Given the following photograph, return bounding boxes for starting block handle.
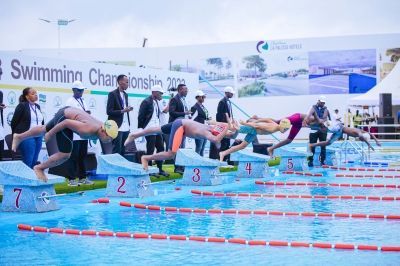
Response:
[37,193,66,199]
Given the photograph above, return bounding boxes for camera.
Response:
[167,87,178,97]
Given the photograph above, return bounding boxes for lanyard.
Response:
[120,92,126,108]
[180,97,188,111]
[29,103,39,125]
[317,107,321,117]
[74,97,85,111]
[153,100,159,118]
[227,100,232,117]
[199,103,208,118]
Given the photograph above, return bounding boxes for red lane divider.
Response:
[17,224,400,252]
[117,203,400,220]
[255,180,400,189]
[190,190,399,201]
[336,173,400,179]
[282,171,324,177]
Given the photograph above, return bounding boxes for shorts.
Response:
[277,113,302,140]
[239,125,257,143]
[168,120,184,152]
[328,123,343,144]
[161,122,172,134]
[45,107,73,153]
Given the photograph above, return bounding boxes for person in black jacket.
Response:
[138,85,169,177]
[168,84,192,174]
[107,74,133,156]
[0,88,6,161]
[11,87,44,168]
[191,90,209,156]
[216,86,235,164]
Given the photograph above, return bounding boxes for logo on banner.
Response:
[89,98,96,109]
[256,41,269,53]
[257,40,302,53]
[287,56,293,61]
[7,91,16,105]
[7,112,13,126]
[104,96,108,108]
[53,96,62,107]
[39,94,46,103]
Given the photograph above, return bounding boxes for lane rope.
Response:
[255,180,400,189]
[335,173,400,179]
[17,224,400,252]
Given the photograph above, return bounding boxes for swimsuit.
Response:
[328,123,343,144]
[239,125,257,143]
[45,107,73,153]
[277,113,302,140]
[168,120,185,152]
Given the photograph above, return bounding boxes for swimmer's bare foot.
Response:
[12,133,21,152]
[267,147,274,158]
[219,151,227,164]
[124,133,136,146]
[33,165,48,182]
[141,156,149,171]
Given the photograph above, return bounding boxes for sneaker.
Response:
[68,180,80,186]
[159,171,170,177]
[79,178,94,185]
[150,172,161,178]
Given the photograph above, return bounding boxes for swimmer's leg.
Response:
[219,141,248,163]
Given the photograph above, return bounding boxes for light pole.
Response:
[39,18,75,53]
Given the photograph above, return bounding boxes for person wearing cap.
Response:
[332,109,342,140]
[353,110,362,128]
[64,80,93,186]
[138,85,169,178]
[191,90,209,156]
[218,118,291,164]
[12,107,118,182]
[305,95,330,167]
[107,74,133,156]
[216,86,235,164]
[168,84,192,174]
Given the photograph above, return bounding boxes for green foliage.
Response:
[171,65,181,72]
[238,82,266,97]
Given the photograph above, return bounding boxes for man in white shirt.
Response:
[332,109,341,126]
[64,80,94,186]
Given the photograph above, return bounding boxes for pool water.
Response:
[1,158,400,265]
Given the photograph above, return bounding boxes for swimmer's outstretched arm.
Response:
[239,119,277,134]
[250,117,277,124]
[44,120,94,142]
[207,114,233,143]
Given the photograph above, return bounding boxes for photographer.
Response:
[107,74,133,156]
[168,84,191,174]
[191,90,209,156]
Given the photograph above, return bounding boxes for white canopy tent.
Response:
[347,62,400,107]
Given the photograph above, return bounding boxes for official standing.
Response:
[191,90,208,156]
[307,95,329,167]
[64,81,93,186]
[168,84,192,174]
[138,85,169,177]
[216,86,235,164]
[107,74,133,156]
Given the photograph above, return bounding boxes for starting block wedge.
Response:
[96,154,158,198]
[230,149,271,178]
[274,148,310,172]
[176,149,223,186]
[0,161,65,212]
[313,146,339,166]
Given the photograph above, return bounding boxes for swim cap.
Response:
[211,123,226,136]
[324,120,334,132]
[279,118,291,131]
[362,133,371,142]
[102,120,118,138]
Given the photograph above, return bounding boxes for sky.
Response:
[0,0,399,51]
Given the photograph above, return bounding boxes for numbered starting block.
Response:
[313,146,339,166]
[0,161,65,212]
[274,148,311,172]
[230,149,271,178]
[176,149,224,186]
[96,154,158,198]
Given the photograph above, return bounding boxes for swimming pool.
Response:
[1,148,400,265]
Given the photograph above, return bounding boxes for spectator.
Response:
[332,109,343,140]
[137,85,169,178]
[307,95,329,167]
[343,109,353,140]
[398,110,400,123]
[168,84,192,174]
[0,89,6,161]
[191,90,209,156]
[10,87,44,168]
[107,74,133,156]
[158,96,171,152]
[353,110,362,128]
[217,86,235,164]
[64,80,93,186]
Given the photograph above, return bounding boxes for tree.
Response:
[215,58,223,79]
[225,60,232,77]
[206,58,223,79]
[171,65,181,72]
[242,55,267,82]
[386,48,400,66]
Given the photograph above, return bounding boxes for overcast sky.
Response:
[0,0,399,51]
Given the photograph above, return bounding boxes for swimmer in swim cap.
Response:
[124,113,239,171]
[12,107,117,181]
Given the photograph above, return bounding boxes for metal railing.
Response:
[339,140,370,164]
[356,124,400,135]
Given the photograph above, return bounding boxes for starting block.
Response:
[230,149,271,178]
[96,154,158,198]
[313,147,339,166]
[176,149,223,186]
[0,161,65,212]
[274,148,310,172]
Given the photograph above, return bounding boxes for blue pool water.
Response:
[1,155,400,264]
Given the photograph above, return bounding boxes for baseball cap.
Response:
[151,85,165,93]
[224,86,235,94]
[72,80,86,90]
[194,90,206,97]
[102,120,118,139]
[279,118,291,131]
[318,95,326,103]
